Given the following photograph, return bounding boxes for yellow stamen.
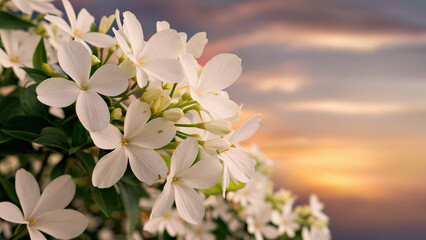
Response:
[121,139,128,146]
[29,219,36,225]
[73,29,82,37]
[81,84,87,90]
[172,177,180,184]
[10,56,20,63]
[163,213,170,219]
[137,59,146,66]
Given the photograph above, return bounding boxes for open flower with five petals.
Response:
[36,41,128,131]
[271,201,300,238]
[90,100,176,188]
[113,11,183,88]
[151,138,222,224]
[45,0,115,51]
[0,169,88,239]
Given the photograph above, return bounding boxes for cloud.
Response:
[239,64,309,93]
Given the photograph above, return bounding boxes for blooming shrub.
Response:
[0,0,330,239]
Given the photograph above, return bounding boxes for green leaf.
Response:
[201,179,246,195]
[0,139,33,155]
[2,116,51,142]
[91,185,119,217]
[72,121,88,147]
[0,176,19,204]
[0,11,35,29]
[22,68,49,84]
[32,37,47,70]
[0,94,21,123]
[19,85,48,117]
[0,68,18,86]
[74,150,95,176]
[34,127,69,150]
[51,155,68,180]
[117,182,140,235]
[0,131,12,144]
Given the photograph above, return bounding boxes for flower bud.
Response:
[110,108,122,120]
[42,63,66,78]
[182,91,191,101]
[119,58,136,79]
[198,120,231,136]
[99,15,115,34]
[202,138,230,153]
[141,87,163,102]
[91,55,101,66]
[161,108,183,122]
[158,95,171,112]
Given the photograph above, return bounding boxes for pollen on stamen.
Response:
[29,219,36,225]
[121,139,128,146]
[81,84,87,90]
[73,29,82,37]
[172,177,180,184]
[10,56,20,63]
[137,59,146,66]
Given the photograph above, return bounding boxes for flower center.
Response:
[255,223,261,229]
[282,219,288,225]
[163,213,170,219]
[121,139,128,146]
[73,29,82,37]
[172,177,180,184]
[10,56,20,63]
[137,59,146,66]
[29,219,36,225]
[81,84,87,90]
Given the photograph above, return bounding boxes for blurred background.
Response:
[68,0,426,239]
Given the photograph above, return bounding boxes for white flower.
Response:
[310,195,329,221]
[246,203,279,240]
[302,226,331,240]
[10,0,61,16]
[151,138,222,224]
[0,169,88,239]
[271,201,300,237]
[227,172,269,207]
[185,220,216,240]
[180,53,241,120]
[156,20,208,59]
[204,195,232,221]
[0,220,11,239]
[36,41,128,131]
[90,100,176,188]
[113,11,183,87]
[143,210,186,237]
[0,30,39,83]
[45,0,115,51]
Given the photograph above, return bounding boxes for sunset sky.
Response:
[69,0,426,239]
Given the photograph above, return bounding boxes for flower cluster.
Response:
[0,0,330,239]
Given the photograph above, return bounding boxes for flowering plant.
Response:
[0,0,330,239]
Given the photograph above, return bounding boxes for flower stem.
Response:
[169,83,177,97]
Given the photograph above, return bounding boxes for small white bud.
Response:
[161,108,183,122]
[110,108,122,120]
[198,120,231,136]
[119,58,136,79]
[141,87,163,102]
[202,138,230,153]
[158,95,171,112]
[91,55,100,66]
[99,15,115,34]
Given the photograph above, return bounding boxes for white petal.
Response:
[0,202,26,224]
[89,124,122,150]
[180,54,199,88]
[222,162,230,197]
[156,20,170,32]
[136,66,149,88]
[261,225,280,239]
[179,155,221,190]
[123,11,144,58]
[16,35,40,64]
[36,78,80,108]
[58,41,91,86]
[80,32,115,48]
[141,29,182,61]
[197,93,239,120]
[11,0,32,15]
[151,182,175,218]
[113,28,135,61]
[0,49,12,68]
[28,2,62,16]
[30,175,75,219]
[123,100,150,139]
[229,114,261,144]
[92,147,127,188]
[174,184,204,224]
[0,30,15,55]
[143,217,162,233]
[170,138,198,176]
[33,209,88,239]
[75,8,94,34]
[220,148,254,183]
[62,0,76,29]
[129,118,176,149]
[186,32,208,59]
[88,64,128,96]
[127,146,168,185]
[76,90,109,132]
[167,218,186,236]
[44,15,73,35]
[197,53,241,93]
[15,169,40,219]
[28,227,47,240]
[143,58,183,84]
